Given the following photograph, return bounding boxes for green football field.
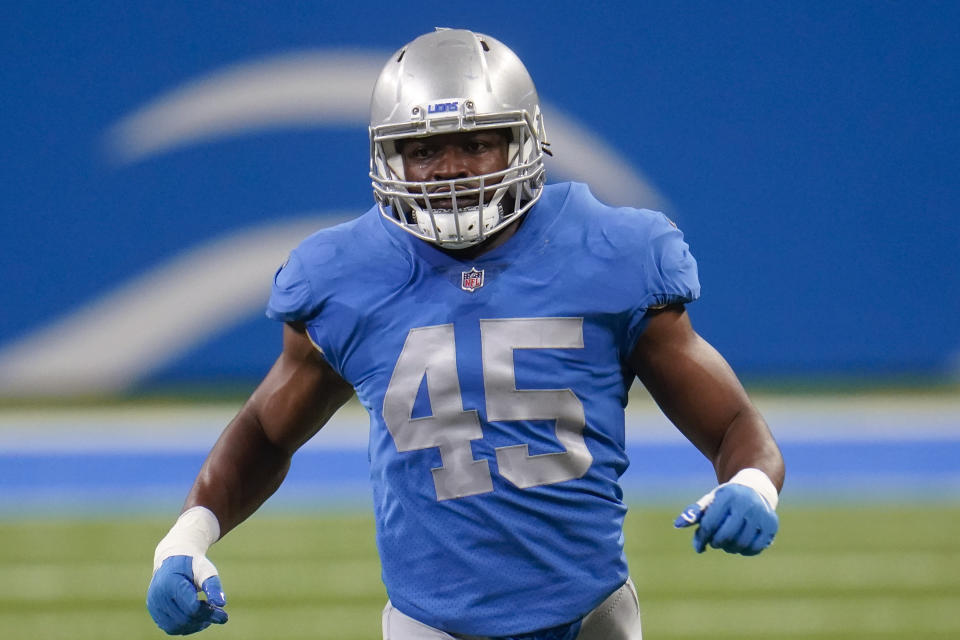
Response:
[2,505,957,640]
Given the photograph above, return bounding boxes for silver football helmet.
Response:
[369,28,549,248]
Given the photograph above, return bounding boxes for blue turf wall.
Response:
[2,3,958,393]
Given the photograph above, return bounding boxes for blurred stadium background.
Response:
[1,2,957,639]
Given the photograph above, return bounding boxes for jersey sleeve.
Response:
[640,212,700,310]
[265,249,320,323]
[624,212,701,351]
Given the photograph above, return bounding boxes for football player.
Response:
[147,28,784,639]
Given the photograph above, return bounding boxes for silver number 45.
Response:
[383,317,593,500]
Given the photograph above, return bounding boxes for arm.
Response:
[628,305,783,488]
[147,322,354,634]
[183,322,355,535]
[628,305,784,554]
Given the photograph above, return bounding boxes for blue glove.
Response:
[675,480,779,556]
[147,555,228,635]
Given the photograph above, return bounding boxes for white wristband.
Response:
[153,506,221,572]
[727,468,779,510]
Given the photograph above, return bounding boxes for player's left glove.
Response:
[674,468,779,556]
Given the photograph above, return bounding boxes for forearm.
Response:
[660,366,785,492]
[183,407,293,537]
[630,307,785,492]
[180,325,354,537]
[711,404,784,491]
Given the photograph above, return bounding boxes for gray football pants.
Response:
[382,578,642,640]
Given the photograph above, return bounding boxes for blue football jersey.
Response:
[266,182,700,636]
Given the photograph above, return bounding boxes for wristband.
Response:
[153,506,221,576]
[727,468,779,510]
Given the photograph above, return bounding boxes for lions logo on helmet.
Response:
[369,28,549,249]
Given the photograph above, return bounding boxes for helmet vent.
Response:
[479,39,490,52]
[396,49,406,63]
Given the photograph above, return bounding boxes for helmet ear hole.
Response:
[381,139,405,181]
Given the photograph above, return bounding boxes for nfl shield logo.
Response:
[461,267,485,292]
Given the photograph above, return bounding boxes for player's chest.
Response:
[352,276,621,389]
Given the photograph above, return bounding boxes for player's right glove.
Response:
[147,506,228,635]
[674,468,779,556]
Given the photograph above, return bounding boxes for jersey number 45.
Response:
[383,317,593,500]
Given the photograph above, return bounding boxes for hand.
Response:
[147,555,228,635]
[674,483,778,556]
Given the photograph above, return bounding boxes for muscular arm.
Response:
[628,305,784,490]
[183,322,355,537]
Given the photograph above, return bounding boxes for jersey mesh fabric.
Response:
[266,182,700,635]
